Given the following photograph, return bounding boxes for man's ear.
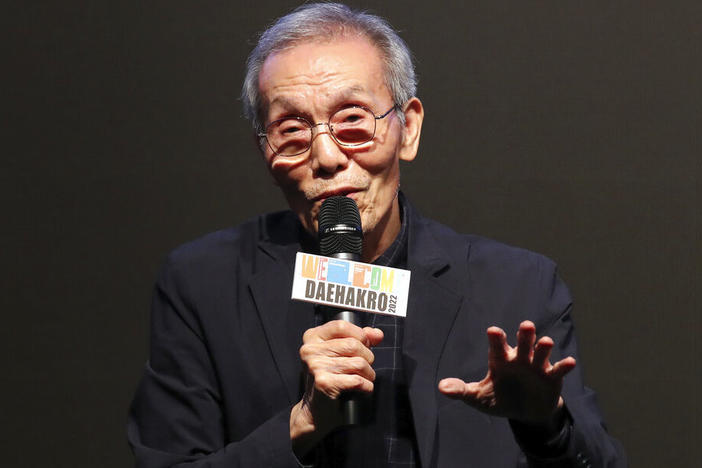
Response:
[251,133,281,186]
[252,132,266,156]
[398,97,424,162]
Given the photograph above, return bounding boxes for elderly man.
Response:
[129,3,625,467]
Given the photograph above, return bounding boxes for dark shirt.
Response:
[312,194,419,467]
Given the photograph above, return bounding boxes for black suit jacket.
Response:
[128,200,626,467]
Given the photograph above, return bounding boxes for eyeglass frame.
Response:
[257,104,398,157]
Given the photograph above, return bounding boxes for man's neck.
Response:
[361,198,401,263]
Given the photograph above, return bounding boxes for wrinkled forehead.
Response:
[257,34,390,114]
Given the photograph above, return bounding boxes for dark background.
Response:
[3,1,699,466]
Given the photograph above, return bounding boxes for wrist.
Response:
[290,401,316,441]
[509,399,572,458]
[512,397,566,432]
[543,397,567,433]
[291,398,332,459]
[512,397,568,438]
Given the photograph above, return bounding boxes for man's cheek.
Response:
[270,165,304,191]
[269,158,297,172]
[356,154,398,175]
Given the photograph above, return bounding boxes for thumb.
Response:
[438,378,469,398]
[439,378,483,404]
[362,327,384,346]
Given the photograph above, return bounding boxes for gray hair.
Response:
[242,2,417,131]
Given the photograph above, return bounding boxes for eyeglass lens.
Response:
[266,107,377,156]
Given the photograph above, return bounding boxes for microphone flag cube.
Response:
[291,252,411,318]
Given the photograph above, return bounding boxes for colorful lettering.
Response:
[370,267,381,290]
[380,269,394,292]
[301,255,318,279]
[317,257,328,281]
[353,264,370,288]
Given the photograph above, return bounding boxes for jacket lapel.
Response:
[404,214,470,468]
[249,219,315,404]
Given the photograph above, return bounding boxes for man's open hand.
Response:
[438,320,576,426]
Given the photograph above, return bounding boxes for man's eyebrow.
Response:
[336,85,368,100]
[267,95,298,111]
[330,85,371,106]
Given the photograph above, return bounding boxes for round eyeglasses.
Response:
[258,105,397,157]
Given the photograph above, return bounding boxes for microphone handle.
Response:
[329,252,362,425]
[331,309,360,425]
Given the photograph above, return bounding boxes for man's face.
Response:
[257,37,419,248]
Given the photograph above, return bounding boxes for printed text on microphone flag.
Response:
[291,252,411,317]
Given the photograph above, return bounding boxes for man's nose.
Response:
[309,124,349,173]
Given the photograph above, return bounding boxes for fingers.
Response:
[438,378,486,411]
[306,355,376,381]
[532,336,554,370]
[300,320,384,399]
[487,326,509,365]
[516,321,536,363]
[315,373,374,395]
[362,326,384,347]
[304,320,369,344]
[487,321,577,379]
[438,378,470,398]
[302,336,376,363]
[549,356,577,379]
[521,331,577,378]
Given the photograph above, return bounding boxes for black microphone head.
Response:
[318,196,363,257]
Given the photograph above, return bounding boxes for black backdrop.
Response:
[3,1,699,467]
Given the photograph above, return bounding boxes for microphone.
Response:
[318,196,363,425]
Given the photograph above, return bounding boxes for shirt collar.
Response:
[372,191,410,268]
